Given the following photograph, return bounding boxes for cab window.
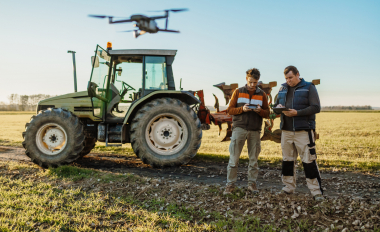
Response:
[145,56,168,90]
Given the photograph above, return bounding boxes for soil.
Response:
[1,145,379,199]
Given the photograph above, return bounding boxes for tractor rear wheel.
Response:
[130,98,202,167]
[22,108,85,168]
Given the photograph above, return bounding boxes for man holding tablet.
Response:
[273,65,324,201]
[223,68,270,195]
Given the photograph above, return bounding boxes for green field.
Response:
[1,111,379,172]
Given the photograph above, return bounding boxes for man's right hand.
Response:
[276,104,284,108]
[243,104,251,112]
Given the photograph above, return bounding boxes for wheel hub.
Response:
[36,123,67,155]
[146,114,188,155]
[43,128,65,148]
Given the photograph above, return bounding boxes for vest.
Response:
[277,78,316,130]
[232,85,265,131]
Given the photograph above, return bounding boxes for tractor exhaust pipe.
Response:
[67,50,77,92]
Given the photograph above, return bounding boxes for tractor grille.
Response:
[74,107,93,112]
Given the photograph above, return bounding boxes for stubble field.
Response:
[1,111,379,172]
[0,111,380,231]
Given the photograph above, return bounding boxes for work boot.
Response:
[314,194,325,202]
[247,182,259,194]
[223,184,235,195]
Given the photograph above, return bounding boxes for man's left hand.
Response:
[283,109,297,117]
[253,105,261,113]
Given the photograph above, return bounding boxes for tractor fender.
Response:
[124,91,200,124]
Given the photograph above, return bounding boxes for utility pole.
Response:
[67,50,77,92]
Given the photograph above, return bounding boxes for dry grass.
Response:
[197,112,380,172]
[1,161,379,231]
[1,111,379,172]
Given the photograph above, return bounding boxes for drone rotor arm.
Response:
[109,19,134,24]
[158,29,180,33]
[149,15,168,20]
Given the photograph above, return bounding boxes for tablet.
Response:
[273,107,290,112]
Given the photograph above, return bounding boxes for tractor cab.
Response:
[88,44,177,123]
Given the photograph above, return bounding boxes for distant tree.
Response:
[8,94,19,105]
[20,95,29,111]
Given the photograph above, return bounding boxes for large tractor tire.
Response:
[22,108,85,168]
[79,138,97,158]
[130,98,202,168]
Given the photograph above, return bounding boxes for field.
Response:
[0,111,380,231]
[1,111,379,172]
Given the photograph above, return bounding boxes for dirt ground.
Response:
[1,146,379,199]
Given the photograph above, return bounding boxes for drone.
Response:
[89,9,188,38]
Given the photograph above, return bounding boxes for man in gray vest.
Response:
[274,65,324,201]
[223,68,269,195]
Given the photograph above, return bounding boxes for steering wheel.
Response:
[122,81,135,91]
[117,80,135,99]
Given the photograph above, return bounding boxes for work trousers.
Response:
[281,130,323,196]
[227,127,261,186]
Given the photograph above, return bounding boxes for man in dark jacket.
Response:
[223,68,270,195]
[274,65,324,201]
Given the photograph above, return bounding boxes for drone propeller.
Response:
[88,15,114,18]
[120,30,137,32]
[148,8,188,13]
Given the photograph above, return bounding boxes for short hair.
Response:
[284,66,299,75]
[246,68,260,80]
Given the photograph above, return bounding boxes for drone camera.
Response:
[133,30,139,38]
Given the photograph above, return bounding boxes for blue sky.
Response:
[0,0,379,106]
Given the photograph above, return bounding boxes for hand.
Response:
[253,105,261,113]
[276,104,284,108]
[243,104,251,112]
[283,109,298,117]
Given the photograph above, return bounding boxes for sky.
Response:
[0,0,379,107]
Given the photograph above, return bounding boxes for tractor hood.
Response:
[37,91,95,120]
[39,91,89,104]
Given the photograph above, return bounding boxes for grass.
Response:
[196,112,380,172]
[1,111,379,172]
[0,161,281,231]
[2,161,378,231]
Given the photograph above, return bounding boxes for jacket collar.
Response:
[281,78,306,88]
[244,84,261,94]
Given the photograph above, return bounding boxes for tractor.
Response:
[22,43,202,168]
[22,42,320,169]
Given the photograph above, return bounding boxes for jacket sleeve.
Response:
[227,89,243,115]
[297,84,321,116]
[258,92,270,118]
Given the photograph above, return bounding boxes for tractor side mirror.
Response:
[91,56,99,68]
[116,68,122,76]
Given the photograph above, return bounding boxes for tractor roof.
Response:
[108,49,177,56]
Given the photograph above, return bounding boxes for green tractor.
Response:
[22,44,202,168]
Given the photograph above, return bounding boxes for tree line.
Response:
[321,105,373,111]
[0,94,374,111]
[0,94,56,111]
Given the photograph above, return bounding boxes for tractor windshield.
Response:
[113,56,143,101]
[89,45,110,119]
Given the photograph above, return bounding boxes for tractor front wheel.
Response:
[22,108,85,168]
[130,98,202,167]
